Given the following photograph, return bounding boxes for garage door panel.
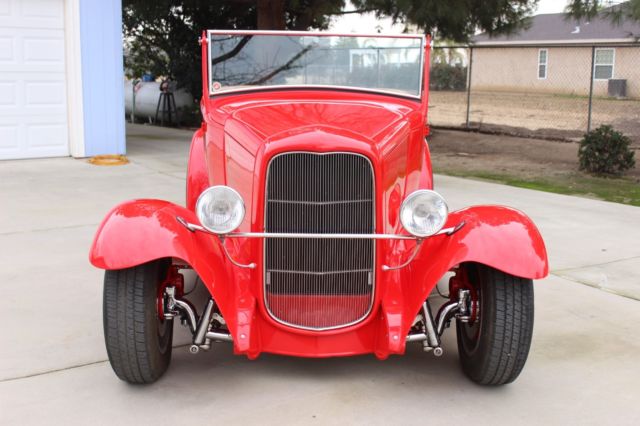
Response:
[1,73,67,113]
[0,0,67,160]
[0,125,19,152]
[0,123,67,158]
[0,114,67,126]
[0,0,63,29]
[25,81,65,105]
[27,123,66,149]
[0,36,12,61]
[22,0,64,19]
[23,36,64,64]
[0,29,65,72]
[0,81,16,105]
[0,0,9,16]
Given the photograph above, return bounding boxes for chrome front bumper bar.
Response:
[177,216,463,240]
[176,216,464,270]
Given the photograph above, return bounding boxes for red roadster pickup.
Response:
[90,31,548,385]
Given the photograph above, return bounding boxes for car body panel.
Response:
[186,126,208,211]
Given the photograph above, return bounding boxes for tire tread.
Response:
[457,264,534,385]
[103,261,172,384]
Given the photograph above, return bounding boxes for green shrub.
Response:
[429,63,467,91]
[578,125,635,176]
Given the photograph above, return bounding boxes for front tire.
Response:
[103,259,173,384]
[456,263,534,385]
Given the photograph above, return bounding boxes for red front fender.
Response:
[416,205,548,281]
[89,200,223,274]
[89,199,255,353]
[391,205,549,344]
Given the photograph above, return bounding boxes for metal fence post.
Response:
[465,46,474,128]
[587,46,595,132]
[131,79,138,124]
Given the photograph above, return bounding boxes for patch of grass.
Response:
[550,92,589,100]
[436,169,640,207]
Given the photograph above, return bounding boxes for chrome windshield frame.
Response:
[207,30,426,100]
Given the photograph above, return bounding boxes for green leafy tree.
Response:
[566,0,640,23]
[353,0,538,41]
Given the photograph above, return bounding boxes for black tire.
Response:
[456,263,534,385]
[103,259,173,384]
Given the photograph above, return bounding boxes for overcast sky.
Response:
[329,1,569,34]
[537,0,568,14]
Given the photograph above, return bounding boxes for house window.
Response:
[594,48,615,80]
[538,49,548,79]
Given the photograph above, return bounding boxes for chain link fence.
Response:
[429,44,640,146]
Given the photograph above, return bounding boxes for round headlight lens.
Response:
[196,186,245,234]
[400,190,448,237]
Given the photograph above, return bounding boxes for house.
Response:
[470,8,640,98]
[0,0,124,160]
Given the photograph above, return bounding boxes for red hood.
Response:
[203,91,420,149]
[229,101,407,141]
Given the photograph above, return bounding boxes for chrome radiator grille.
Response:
[264,152,375,330]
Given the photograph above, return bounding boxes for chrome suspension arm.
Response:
[406,289,471,356]
[163,287,233,353]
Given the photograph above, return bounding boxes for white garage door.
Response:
[0,0,69,160]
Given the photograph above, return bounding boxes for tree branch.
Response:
[247,45,313,85]
[329,8,376,15]
[211,35,253,66]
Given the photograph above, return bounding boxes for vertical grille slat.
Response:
[264,153,375,330]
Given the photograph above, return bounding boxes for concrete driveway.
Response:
[1,124,639,425]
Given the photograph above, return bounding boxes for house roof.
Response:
[472,8,640,46]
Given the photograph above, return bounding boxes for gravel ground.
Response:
[429,90,640,145]
[428,128,640,180]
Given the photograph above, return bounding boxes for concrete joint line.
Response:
[551,254,640,274]
[549,272,640,302]
[0,223,99,237]
[0,360,108,384]
[0,345,191,383]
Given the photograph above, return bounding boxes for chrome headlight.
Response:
[196,186,245,234]
[400,190,448,237]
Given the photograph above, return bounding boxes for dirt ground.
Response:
[429,91,640,146]
[428,128,640,180]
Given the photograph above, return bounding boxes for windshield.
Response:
[208,32,424,98]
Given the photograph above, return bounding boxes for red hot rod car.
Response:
[90,31,548,385]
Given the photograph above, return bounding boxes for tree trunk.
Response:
[257,0,286,30]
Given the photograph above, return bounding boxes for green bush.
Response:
[578,125,635,176]
[429,63,467,91]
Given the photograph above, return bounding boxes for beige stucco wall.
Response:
[471,46,640,99]
[614,47,640,99]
